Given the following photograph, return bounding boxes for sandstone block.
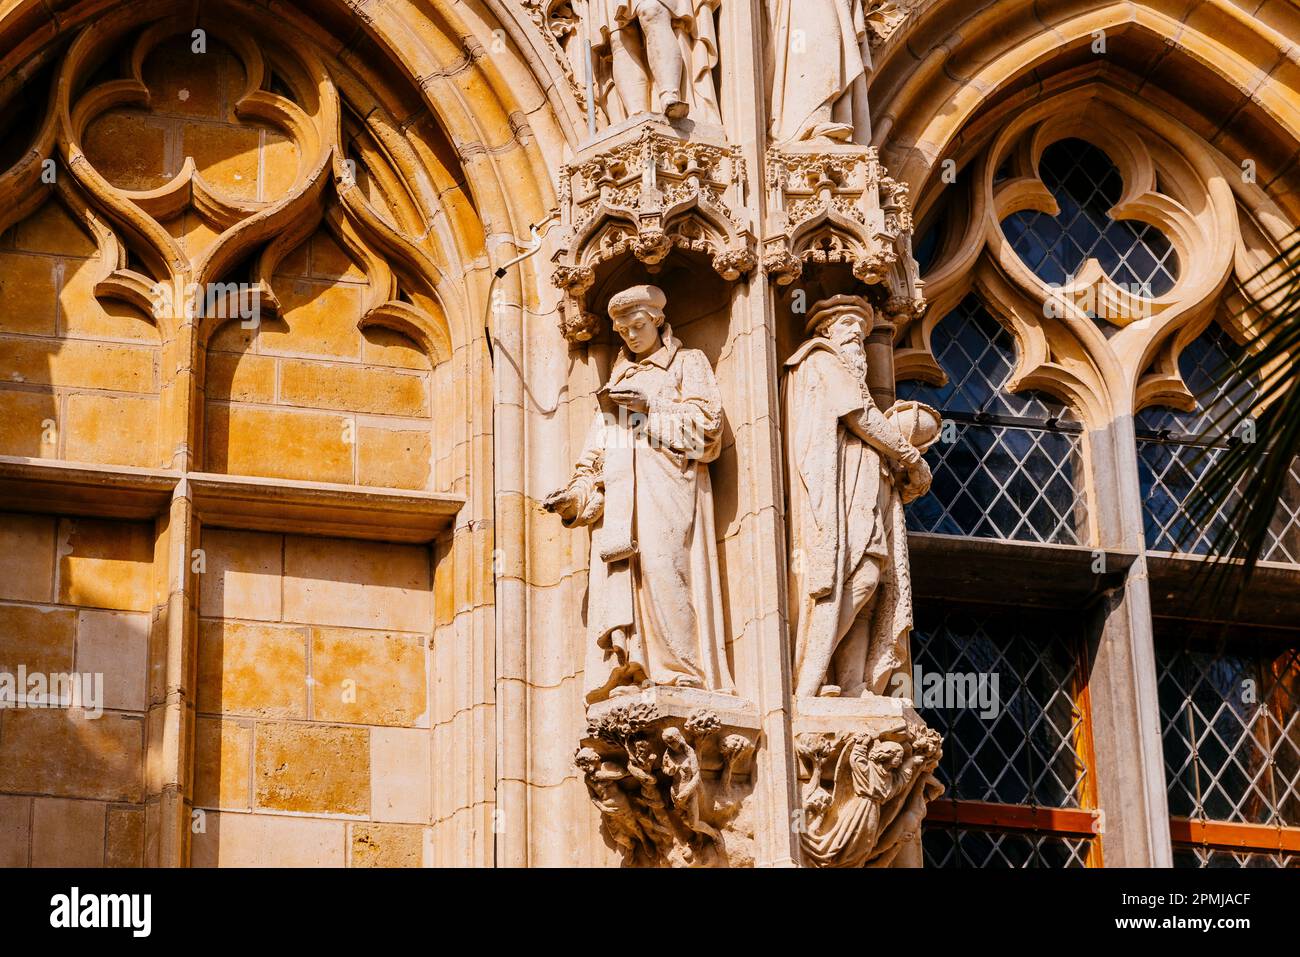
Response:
[253,722,369,815]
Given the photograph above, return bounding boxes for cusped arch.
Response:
[883,5,1300,427]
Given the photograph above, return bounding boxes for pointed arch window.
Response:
[898,296,1088,545]
[1001,138,1179,297]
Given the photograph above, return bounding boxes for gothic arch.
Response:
[0,0,569,867]
[875,1,1300,427]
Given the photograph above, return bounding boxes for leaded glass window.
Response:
[1137,323,1300,562]
[915,602,1099,867]
[1001,137,1179,296]
[1172,846,1300,868]
[899,297,1088,544]
[1157,623,1300,830]
[925,829,1092,869]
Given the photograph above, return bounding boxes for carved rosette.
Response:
[575,690,760,867]
[792,697,944,868]
[764,143,925,319]
[551,121,756,343]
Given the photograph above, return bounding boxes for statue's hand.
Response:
[543,485,579,518]
[608,386,649,415]
[901,458,932,504]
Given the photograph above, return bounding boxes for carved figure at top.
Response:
[766,0,872,143]
[661,726,721,857]
[582,0,723,125]
[782,295,938,698]
[544,285,735,702]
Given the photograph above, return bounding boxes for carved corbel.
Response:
[551,121,756,344]
[793,698,944,868]
[576,690,761,867]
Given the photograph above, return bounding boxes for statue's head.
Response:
[807,295,873,358]
[661,726,686,751]
[574,747,601,774]
[869,740,906,770]
[609,284,667,357]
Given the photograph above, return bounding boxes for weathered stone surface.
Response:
[31,798,106,867]
[0,514,55,603]
[0,710,144,802]
[105,806,146,867]
[193,718,252,810]
[349,823,426,867]
[190,812,346,868]
[196,621,308,718]
[283,536,432,633]
[199,528,283,622]
[310,626,427,727]
[0,604,76,677]
[253,723,370,815]
[56,519,154,613]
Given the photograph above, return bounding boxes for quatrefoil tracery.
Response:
[902,91,1248,428]
[0,5,457,365]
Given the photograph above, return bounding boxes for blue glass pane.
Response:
[1001,138,1178,296]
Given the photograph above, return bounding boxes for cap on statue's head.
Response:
[805,294,873,337]
[608,284,668,321]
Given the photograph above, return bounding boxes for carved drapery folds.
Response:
[764,143,924,322]
[577,692,759,867]
[552,122,755,342]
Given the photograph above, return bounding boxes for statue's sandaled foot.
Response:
[818,684,841,697]
[670,675,703,689]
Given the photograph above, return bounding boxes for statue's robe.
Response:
[782,340,912,697]
[584,0,722,124]
[765,0,870,142]
[561,330,734,702]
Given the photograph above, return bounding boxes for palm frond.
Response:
[1179,228,1300,607]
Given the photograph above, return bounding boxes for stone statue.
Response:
[766,0,871,143]
[545,284,735,703]
[781,295,937,699]
[575,747,656,859]
[580,704,756,866]
[582,0,723,125]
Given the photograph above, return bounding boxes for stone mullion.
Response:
[147,290,200,866]
[1084,412,1173,866]
[718,0,801,868]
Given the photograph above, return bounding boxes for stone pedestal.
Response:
[792,695,944,868]
[577,688,761,868]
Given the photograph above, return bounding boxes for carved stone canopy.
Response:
[765,142,925,326]
[552,119,756,343]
